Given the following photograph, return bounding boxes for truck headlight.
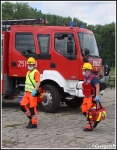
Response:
[76,81,83,89]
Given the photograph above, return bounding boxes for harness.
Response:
[82,74,95,97]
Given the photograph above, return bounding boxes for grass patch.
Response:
[108,141,112,144]
[2,140,16,145]
[4,109,10,111]
[108,67,115,87]
[4,124,21,128]
[110,67,115,76]
[13,109,20,112]
[62,113,71,116]
[76,137,84,139]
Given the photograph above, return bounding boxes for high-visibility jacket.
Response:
[25,69,39,92]
[82,74,95,97]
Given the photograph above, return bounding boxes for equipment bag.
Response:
[37,89,46,103]
[86,101,106,121]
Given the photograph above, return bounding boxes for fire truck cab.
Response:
[1,19,107,113]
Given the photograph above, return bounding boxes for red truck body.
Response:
[1,19,104,113]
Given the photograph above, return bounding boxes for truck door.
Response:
[9,31,39,77]
[51,31,79,80]
[9,29,51,77]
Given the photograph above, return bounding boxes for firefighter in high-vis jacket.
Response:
[20,57,40,129]
[81,63,100,131]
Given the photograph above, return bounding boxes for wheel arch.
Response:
[40,70,68,93]
[40,79,64,96]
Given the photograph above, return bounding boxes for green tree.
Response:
[2,2,14,19]
[2,1,115,60]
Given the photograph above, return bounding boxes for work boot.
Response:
[26,120,32,128]
[93,121,100,128]
[83,128,93,131]
[26,122,37,129]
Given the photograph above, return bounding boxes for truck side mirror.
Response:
[67,41,73,54]
[67,34,73,54]
[97,42,100,51]
[84,48,90,56]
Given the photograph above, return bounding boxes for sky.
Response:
[1,1,116,26]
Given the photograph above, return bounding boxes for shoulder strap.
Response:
[88,74,95,81]
[28,74,35,88]
[28,69,39,88]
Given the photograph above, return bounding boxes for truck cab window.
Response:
[78,32,99,57]
[15,33,36,54]
[54,33,76,55]
[37,34,50,54]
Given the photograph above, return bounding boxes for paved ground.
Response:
[1,88,116,149]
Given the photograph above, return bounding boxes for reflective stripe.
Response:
[25,87,35,91]
[86,124,91,127]
[25,110,31,116]
[32,114,38,121]
[25,83,36,91]
[40,93,45,98]
[31,114,38,124]
[102,111,106,118]
[96,112,102,121]
[25,83,34,86]
[89,116,92,118]
[86,120,94,129]
[32,114,38,119]
[86,114,92,118]
[90,107,96,109]
[25,69,40,92]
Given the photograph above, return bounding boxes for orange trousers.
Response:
[81,97,93,113]
[20,92,38,124]
[81,96,94,129]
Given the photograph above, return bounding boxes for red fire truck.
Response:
[1,18,106,113]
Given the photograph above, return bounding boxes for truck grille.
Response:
[92,72,99,76]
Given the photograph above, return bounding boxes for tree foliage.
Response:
[2,2,115,59]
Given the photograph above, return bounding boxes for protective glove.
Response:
[31,89,37,96]
[95,96,99,102]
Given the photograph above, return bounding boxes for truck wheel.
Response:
[65,97,83,108]
[39,84,60,113]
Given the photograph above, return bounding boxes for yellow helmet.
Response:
[82,63,93,70]
[27,57,36,64]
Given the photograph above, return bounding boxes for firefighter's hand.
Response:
[31,90,37,96]
[95,96,99,102]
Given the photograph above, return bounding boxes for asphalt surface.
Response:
[1,87,116,149]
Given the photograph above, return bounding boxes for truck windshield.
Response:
[78,32,99,57]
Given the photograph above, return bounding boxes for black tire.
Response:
[39,84,60,113]
[65,96,83,108]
